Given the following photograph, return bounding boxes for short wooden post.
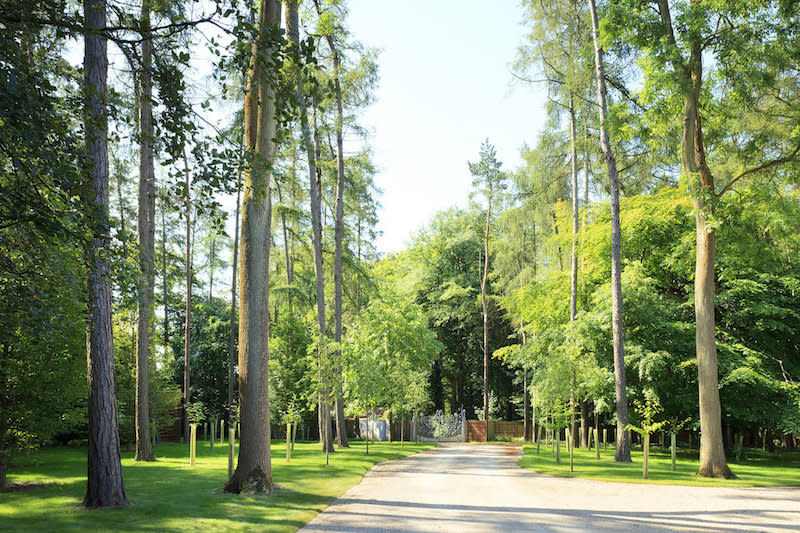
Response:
[555,428,561,464]
[228,427,235,477]
[671,432,677,471]
[536,425,542,454]
[603,428,607,449]
[190,423,197,467]
[735,433,744,461]
[286,423,292,462]
[643,432,650,479]
[566,427,574,472]
[595,429,600,459]
[210,419,215,452]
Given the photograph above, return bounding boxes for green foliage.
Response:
[0,229,85,483]
[343,260,441,417]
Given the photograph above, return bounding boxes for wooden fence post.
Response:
[671,432,677,471]
[190,423,197,467]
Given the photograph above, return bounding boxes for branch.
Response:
[717,143,800,198]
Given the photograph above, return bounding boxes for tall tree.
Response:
[225,0,280,494]
[469,140,506,424]
[587,0,630,462]
[285,0,332,454]
[312,0,349,449]
[134,0,155,462]
[607,0,800,477]
[182,152,192,444]
[83,0,127,507]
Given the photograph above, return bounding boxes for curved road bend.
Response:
[298,443,800,533]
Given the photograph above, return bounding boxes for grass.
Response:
[518,439,800,487]
[0,439,433,532]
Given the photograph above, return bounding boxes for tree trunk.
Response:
[228,178,240,409]
[523,369,529,442]
[83,0,127,507]
[312,0,349,450]
[588,0,630,462]
[695,205,732,476]
[182,152,192,444]
[161,193,169,361]
[481,187,492,424]
[208,232,215,304]
[225,0,280,494]
[580,400,589,448]
[569,98,579,322]
[134,0,155,462]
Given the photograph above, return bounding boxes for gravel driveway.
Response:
[298,443,800,532]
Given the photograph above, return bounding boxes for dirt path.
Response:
[298,443,800,532]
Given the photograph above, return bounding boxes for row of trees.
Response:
[0,0,438,504]
[491,0,800,479]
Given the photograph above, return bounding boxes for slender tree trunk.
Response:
[208,232,215,304]
[161,193,169,360]
[481,187,492,424]
[83,0,127,507]
[569,99,579,322]
[580,400,589,448]
[227,178,240,408]
[182,152,192,444]
[134,0,155,462]
[225,0,280,494]
[523,369,529,441]
[313,0,349,449]
[588,0,630,462]
[286,0,332,453]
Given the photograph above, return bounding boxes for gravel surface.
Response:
[298,443,800,532]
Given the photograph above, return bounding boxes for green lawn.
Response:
[1,439,433,532]
[518,440,800,487]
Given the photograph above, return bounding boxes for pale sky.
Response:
[346,1,547,254]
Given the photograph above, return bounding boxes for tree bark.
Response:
[569,98,579,322]
[588,0,630,462]
[208,231,215,303]
[286,0,332,453]
[161,192,169,362]
[580,399,589,448]
[227,178,240,409]
[182,152,192,444]
[224,0,280,494]
[134,0,155,463]
[83,0,127,507]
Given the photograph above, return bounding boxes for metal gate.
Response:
[413,409,466,442]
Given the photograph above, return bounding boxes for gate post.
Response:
[462,410,467,442]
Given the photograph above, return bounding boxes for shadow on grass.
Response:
[518,444,800,487]
[1,441,433,533]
